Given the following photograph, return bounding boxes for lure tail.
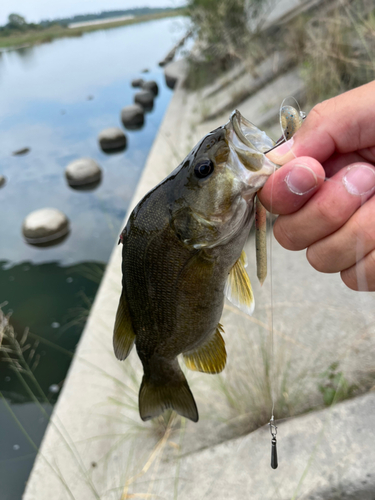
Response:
[139,359,198,422]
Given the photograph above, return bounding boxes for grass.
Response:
[0,9,186,49]
[185,0,375,106]
[184,0,279,91]
[291,0,375,103]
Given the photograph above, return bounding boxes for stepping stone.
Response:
[22,208,69,246]
[98,127,127,152]
[141,80,159,96]
[134,90,154,111]
[121,104,145,130]
[131,78,144,88]
[164,59,188,89]
[65,158,101,187]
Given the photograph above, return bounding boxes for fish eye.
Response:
[194,159,214,179]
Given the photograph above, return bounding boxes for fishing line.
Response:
[267,130,278,470]
[355,194,369,292]
[267,97,306,469]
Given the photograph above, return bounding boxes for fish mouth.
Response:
[228,109,274,154]
[229,110,255,149]
[224,109,278,186]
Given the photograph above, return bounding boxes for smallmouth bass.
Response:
[114,107,298,422]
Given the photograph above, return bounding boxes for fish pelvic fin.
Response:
[224,250,255,316]
[183,324,226,374]
[139,364,198,422]
[113,291,136,361]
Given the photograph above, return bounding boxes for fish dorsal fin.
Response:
[113,291,136,360]
[224,250,255,316]
[183,324,226,374]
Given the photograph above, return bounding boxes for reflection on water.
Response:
[0,260,106,404]
[0,259,105,499]
[0,15,189,499]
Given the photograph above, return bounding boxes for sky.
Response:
[0,0,186,25]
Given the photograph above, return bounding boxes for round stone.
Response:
[131,78,144,88]
[121,104,145,129]
[141,80,159,96]
[98,127,127,152]
[0,175,6,188]
[22,208,70,245]
[65,158,101,187]
[164,59,188,89]
[134,90,154,111]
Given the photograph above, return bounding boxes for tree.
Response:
[8,13,27,27]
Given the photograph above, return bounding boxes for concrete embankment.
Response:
[24,57,375,500]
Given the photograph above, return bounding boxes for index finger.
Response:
[266,81,375,166]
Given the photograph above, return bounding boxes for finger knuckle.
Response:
[306,245,330,273]
[314,197,347,230]
[353,215,375,246]
[340,268,359,291]
[273,218,303,250]
[341,249,375,291]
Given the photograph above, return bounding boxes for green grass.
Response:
[0,9,186,49]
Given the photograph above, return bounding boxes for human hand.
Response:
[258,81,375,291]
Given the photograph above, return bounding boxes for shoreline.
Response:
[0,9,186,51]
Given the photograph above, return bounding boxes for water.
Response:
[0,16,189,499]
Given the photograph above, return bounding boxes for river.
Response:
[0,15,190,499]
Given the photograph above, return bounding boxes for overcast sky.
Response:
[0,0,186,25]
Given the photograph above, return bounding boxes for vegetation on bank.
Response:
[0,8,186,49]
[185,0,375,104]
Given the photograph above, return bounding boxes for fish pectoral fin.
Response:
[183,324,226,374]
[113,291,136,361]
[225,250,255,316]
[139,368,198,423]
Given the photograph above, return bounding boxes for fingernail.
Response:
[343,165,375,196]
[285,165,318,195]
[270,137,294,157]
[266,138,295,165]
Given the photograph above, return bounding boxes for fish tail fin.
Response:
[139,363,198,423]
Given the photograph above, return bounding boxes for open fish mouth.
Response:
[228,109,274,154]
[230,110,256,149]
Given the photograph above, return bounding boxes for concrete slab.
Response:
[201,52,295,121]
[24,57,375,500]
[176,392,375,500]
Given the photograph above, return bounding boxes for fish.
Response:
[113,107,302,423]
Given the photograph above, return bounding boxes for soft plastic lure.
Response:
[255,104,305,286]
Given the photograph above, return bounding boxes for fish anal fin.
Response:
[113,291,136,361]
[183,324,226,374]
[139,370,198,422]
[225,250,255,316]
